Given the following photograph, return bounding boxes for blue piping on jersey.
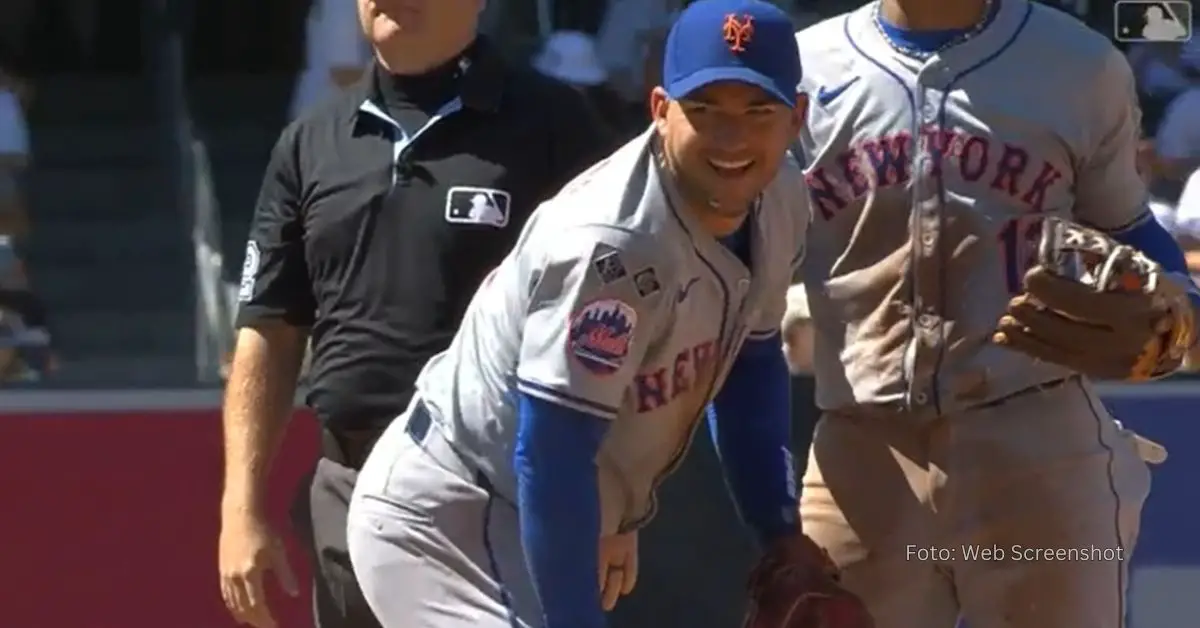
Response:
[843,16,920,409]
[843,1,1032,413]
[479,485,521,628]
[515,377,620,419]
[928,2,1032,411]
[1111,214,1200,315]
[633,171,736,532]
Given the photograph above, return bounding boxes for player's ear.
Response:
[790,93,808,136]
[649,87,671,134]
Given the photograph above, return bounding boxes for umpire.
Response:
[216,2,611,627]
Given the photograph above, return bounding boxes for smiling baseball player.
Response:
[343,2,871,628]
[789,0,1200,627]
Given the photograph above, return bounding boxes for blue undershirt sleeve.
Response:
[1110,214,1200,312]
[707,332,797,546]
[513,393,611,628]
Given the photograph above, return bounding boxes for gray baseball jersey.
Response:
[413,128,809,534]
[793,0,1147,413]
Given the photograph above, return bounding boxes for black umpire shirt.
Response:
[235,38,611,430]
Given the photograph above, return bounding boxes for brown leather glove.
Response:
[743,533,875,628]
[993,217,1196,381]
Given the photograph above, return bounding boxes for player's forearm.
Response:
[221,324,306,516]
[514,394,610,628]
[708,333,797,546]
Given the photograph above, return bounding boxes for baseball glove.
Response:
[992,217,1196,381]
[743,532,874,628]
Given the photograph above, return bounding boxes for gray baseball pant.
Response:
[347,402,543,627]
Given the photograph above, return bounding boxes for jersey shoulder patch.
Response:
[569,298,638,376]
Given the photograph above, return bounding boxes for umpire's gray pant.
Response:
[347,403,542,628]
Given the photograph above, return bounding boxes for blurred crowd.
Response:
[0,65,53,384]
[2,0,1200,385]
[1133,39,1200,272]
[291,0,824,145]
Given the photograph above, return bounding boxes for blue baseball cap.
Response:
[662,0,802,106]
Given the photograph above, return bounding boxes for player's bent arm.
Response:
[222,323,308,516]
[514,394,610,628]
[512,227,671,626]
[1072,48,1152,233]
[707,332,796,547]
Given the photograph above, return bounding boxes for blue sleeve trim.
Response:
[1102,208,1156,235]
[707,335,797,546]
[1110,218,1200,319]
[1112,215,1189,275]
[514,393,610,628]
[516,378,619,420]
[743,329,783,346]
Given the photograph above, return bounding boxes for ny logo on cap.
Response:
[723,13,754,53]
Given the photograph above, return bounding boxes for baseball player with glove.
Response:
[789,0,1200,626]
[344,2,870,627]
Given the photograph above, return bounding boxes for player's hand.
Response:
[598,531,638,610]
[218,510,299,628]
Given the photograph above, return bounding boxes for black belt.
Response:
[320,424,384,470]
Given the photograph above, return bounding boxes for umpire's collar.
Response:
[352,36,505,115]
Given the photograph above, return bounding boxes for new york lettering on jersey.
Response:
[794,0,1147,411]
[420,129,808,532]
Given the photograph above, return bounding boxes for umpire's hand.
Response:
[219,511,299,628]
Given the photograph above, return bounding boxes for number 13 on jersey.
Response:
[998,216,1044,295]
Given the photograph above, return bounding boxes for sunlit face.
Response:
[650,81,805,223]
[357,0,484,54]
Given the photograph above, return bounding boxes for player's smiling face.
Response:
[651,81,804,228]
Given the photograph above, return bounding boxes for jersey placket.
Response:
[627,165,742,531]
[908,66,952,413]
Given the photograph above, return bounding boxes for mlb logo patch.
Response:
[444,186,512,228]
[568,299,637,376]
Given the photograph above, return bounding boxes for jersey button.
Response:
[914,391,929,405]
